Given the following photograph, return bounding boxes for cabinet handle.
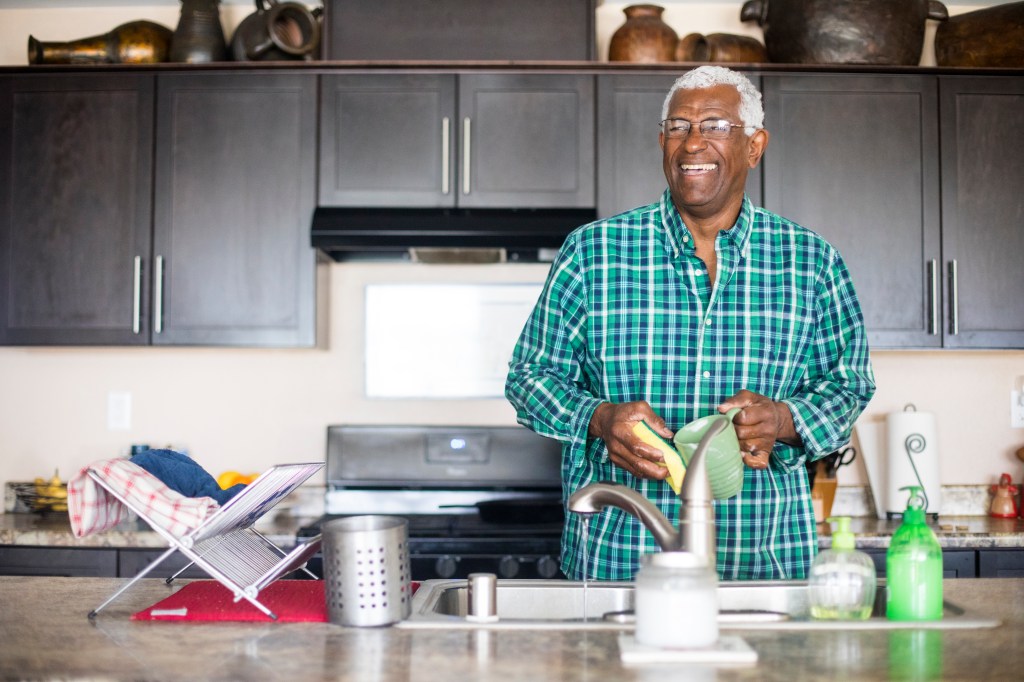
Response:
[441,116,450,195]
[948,259,959,335]
[928,258,938,336]
[462,117,471,195]
[154,255,164,335]
[132,256,142,335]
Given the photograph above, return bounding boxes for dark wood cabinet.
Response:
[0,546,118,577]
[762,74,942,350]
[978,549,1024,578]
[0,72,317,347]
[864,548,977,579]
[938,77,1024,349]
[153,73,317,346]
[320,73,595,209]
[0,74,155,345]
[596,73,762,220]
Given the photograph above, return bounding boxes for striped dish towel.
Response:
[68,458,219,538]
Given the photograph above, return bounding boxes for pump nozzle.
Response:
[899,486,927,523]
[826,516,856,551]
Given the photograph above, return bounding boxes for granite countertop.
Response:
[3,511,1023,551]
[1,576,1021,681]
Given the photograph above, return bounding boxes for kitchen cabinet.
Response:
[762,74,942,349]
[0,72,317,347]
[152,73,316,346]
[864,548,977,579]
[938,76,1024,349]
[319,73,595,209]
[0,73,155,345]
[596,73,762,220]
[978,549,1024,578]
[0,546,117,577]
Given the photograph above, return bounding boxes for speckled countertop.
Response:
[3,510,1023,551]
[0,576,1021,681]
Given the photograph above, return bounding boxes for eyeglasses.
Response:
[660,118,748,140]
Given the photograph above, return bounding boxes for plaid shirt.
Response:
[506,191,875,581]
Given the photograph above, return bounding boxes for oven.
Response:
[297,425,566,580]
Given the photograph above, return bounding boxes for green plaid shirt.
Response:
[506,191,875,581]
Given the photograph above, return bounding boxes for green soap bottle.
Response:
[886,486,943,621]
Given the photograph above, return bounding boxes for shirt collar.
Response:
[659,191,756,258]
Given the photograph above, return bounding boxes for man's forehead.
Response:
[668,84,740,113]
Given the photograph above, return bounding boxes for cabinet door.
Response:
[978,549,1024,578]
[939,77,1024,349]
[596,74,762,220]
[0,74,154,345]
[0,546,118,577]
[763,75,941,349]
[153,73,316,347]
[458,74,595,208]
[319,74,457,207]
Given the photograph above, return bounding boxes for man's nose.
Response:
[683,127,708,151]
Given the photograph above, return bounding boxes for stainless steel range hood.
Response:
[310,207,596,262]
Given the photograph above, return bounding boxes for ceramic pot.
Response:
[28,20,172,64]
[170,0,228,63]
[230,0,322,62]
[935,2,1024,67]
[676,32,767,63]
[608,4,678,63]
[740,0,948,65]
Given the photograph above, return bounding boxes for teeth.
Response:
[681,164,716,171]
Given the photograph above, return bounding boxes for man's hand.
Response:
[718,390,800,470]
[588,401,673,480]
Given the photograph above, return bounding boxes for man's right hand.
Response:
[588,401,673,481]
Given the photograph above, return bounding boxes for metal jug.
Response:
[169,0,228,63]
[229,0,322,62]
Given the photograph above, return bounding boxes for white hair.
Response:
[661,66,764,133]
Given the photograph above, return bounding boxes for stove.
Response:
[298,425,566,580]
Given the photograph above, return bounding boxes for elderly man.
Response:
[506,66,875,581]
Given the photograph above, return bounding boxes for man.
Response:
[505,66,875,581]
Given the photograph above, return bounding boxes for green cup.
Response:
[673,407,744,500]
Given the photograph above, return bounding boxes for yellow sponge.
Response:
[632,420,686,494]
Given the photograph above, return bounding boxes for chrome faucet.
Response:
[567,417,728,564]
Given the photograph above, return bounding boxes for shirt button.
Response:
[705,318,712,326]
[703,371,711,378]
[682,235,690,242]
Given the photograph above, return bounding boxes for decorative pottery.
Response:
[169,0,228,63]
[740,0,948,65]
[230,0,322,62]
[676,32,767,63]
[608,4,678,63]
[935,2,1024,67]
[28,20,172,64]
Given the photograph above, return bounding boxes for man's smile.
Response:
[680,162,718,175]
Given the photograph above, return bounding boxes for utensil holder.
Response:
[323,515,412,627]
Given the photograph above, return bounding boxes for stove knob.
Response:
[498,555,520,578]
[536,555,560,579]
[434,556,458,578]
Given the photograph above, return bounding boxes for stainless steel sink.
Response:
[398,579,1001,631]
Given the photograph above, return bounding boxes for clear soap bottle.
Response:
[886,486,943,621]
[809,516,877,620]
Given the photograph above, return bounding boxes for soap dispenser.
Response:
[886,486,943,621]
[809,516,877,620]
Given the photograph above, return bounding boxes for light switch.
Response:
[107,391,132,431]
[1012,390,1024,429]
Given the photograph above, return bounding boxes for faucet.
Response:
[567,417,728,564]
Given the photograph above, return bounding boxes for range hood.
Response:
[311,207,596,263]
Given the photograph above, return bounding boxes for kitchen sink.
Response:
[398,579,1001,631]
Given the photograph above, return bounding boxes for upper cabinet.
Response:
[938,76,1024,349]
[0,73,155,345]
[0,72,317,347]
[596,74,762,221]
[319,73,595,209]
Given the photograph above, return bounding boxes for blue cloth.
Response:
[130,449,245,505]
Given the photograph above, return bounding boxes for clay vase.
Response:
[740,0,948,65]
[935,2,1024,67]
[169,0,228,63]
[230,0,322,62]
[28,20,173,64]
[608,4,678,63]
[676,32,767,63]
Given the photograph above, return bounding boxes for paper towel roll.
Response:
[885,406,941,515]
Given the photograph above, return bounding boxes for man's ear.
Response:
[659,131,666,150]
[747,129,769,168]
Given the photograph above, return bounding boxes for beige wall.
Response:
[1,2,1021,491]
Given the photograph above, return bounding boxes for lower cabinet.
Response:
[978,549,1024,578]
[864,548,977,579]
[0,546,118,577]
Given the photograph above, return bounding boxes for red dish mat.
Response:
[132,580,422,623]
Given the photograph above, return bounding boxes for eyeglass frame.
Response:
[659,117,754,140]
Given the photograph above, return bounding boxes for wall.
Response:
[1,1,1021,491]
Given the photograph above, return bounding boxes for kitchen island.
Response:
[1,576,1020,680]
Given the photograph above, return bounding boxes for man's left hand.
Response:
[718,390,799,470]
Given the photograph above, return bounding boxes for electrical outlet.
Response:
[1012,390,1024,429]
[107,391,132,431]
